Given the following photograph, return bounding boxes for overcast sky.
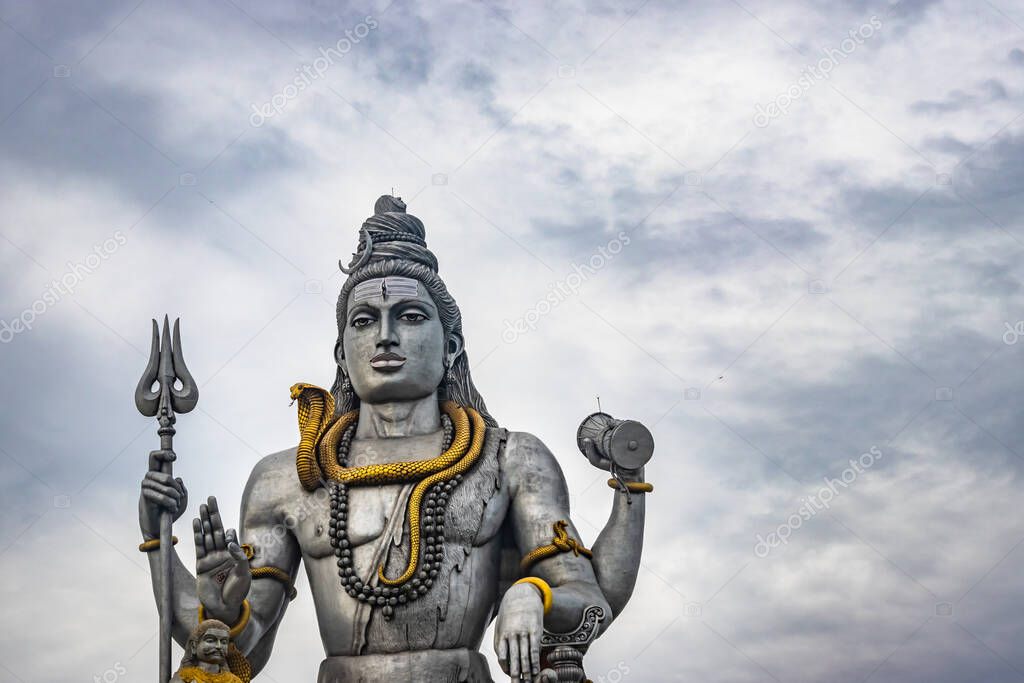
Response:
[2,1,1024,681]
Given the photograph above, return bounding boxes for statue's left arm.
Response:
[495,431,612,677]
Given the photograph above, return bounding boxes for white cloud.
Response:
[2,1,1024,681]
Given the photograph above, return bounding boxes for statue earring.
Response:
[341,373,351,393]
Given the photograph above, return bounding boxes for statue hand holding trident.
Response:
[136,316,199,683]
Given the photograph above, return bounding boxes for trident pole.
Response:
[135,316,199,682]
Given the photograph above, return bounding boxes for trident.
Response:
[134,316,199,683]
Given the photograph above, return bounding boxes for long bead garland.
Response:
[328,414,458,620]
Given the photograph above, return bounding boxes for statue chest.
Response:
[290,427,512,652]
[292,428,510,562]
[365,426,511,651]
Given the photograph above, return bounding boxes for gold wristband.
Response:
[607,479,653,493]
[198,598,251,638]
[138,536,178,552]
[514,576,553,615]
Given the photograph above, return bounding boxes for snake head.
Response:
[289,383,308,402]
[289,382,334,410]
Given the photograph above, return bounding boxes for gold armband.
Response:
[519,520,592,573]
[607,479,653,493]
[238,543,296,601]
[198,599,251,639]
[250,566,297,600]
[138,536,178,552]
[514,576,553,615]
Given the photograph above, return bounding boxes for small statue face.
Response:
[342,281,447,404]
[195,627,230,665]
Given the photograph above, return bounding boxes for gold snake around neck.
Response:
[290,383,486,588]
[291,383,472,489]
[377,405,486,586]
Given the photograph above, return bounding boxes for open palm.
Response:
[194,496,250,618]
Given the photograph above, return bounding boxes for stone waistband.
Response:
[317,648,493,683]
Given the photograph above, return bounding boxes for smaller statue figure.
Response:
[171,619,243,683]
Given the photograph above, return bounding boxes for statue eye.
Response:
[351,315,375,328]
[399,311,427,322]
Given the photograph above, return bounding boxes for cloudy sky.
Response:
[2,0,1024,681]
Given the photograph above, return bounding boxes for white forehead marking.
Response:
[353,276,420,302]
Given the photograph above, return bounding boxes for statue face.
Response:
[196,627,230,665]
[342,281,448,404]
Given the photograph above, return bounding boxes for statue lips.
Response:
[369,351,406,373]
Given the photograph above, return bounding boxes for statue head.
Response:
[180,619,231,670]
[333,196,494,425]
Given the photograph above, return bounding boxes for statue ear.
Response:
[445,332,464,367]
[335,341,347,374]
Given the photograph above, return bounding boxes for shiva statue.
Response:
[138,195,652,682]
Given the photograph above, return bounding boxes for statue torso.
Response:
[263,426,511,656]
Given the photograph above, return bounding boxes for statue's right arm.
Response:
[139,448,302,674]
[139,448,201,645]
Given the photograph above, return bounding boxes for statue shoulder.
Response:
[501,430,567,479]
[250,446,299,479]
[240,447,300,518]
[503,430,556,459]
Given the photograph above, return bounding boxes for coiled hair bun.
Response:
[342,195,437,273]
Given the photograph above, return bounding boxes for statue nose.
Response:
[377,316,399,347]
[377,328,399,346]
